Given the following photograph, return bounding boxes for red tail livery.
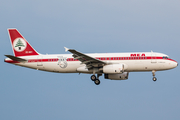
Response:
[8,29,39,56]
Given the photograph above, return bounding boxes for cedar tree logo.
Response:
[13,38,27,52]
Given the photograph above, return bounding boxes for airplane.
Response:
[4,29,178,85]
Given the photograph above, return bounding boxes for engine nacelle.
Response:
[104,72,129,80]
[103,64,127,74]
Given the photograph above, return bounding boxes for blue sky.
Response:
[0,0,180,120]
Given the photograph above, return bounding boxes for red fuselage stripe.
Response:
[27,56,176,63]
[5,56,177,63]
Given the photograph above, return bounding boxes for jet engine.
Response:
[103,64,127,74]
[104,72,129,80]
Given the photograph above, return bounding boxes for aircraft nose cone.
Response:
[174,62,178,68]
[171,61,178,69]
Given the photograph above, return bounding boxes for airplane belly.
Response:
[125,60,163,71]
[42,62,79,73]
[62,61,80,73]
[16,62,40,70]
[125,60,147,71]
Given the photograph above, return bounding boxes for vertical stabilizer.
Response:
[8,29,39,56]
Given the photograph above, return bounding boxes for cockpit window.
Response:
[163,56,170,59]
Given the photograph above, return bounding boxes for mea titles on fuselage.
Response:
[4,29,178,85]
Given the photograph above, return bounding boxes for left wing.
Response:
[64,47,106,69]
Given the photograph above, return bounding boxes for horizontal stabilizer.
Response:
[5,55,27,62]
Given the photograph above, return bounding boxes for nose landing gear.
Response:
[153,77,157,81]
[152,70,157,81]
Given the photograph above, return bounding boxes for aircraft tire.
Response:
[153,77,157,81]
[91,75,96,81]
[94,79,100,85]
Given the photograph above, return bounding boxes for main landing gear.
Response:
[152,70,157,81]
[91,74,101,85]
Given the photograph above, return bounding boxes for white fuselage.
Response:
[5,52,178,73]
[5,29,178,85]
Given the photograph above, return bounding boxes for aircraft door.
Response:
[37,56,43,66]
[151,53,157,63]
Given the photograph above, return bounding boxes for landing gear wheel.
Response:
[153,77,157,81]
[91,75,96,81]
[94,79,100,85]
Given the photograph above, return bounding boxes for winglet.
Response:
[64,47,69,52]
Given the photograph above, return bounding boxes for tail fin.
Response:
[8,29,39,57]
